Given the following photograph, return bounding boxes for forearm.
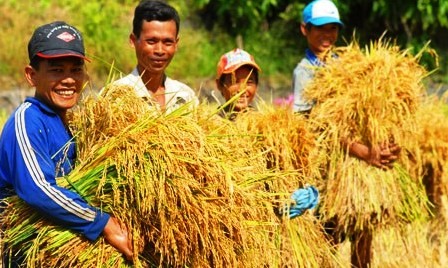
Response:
[15,170,109,240]
[342,138,397,170]
[345,140,370,162]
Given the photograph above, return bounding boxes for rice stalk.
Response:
[1,85,341,267]
[305,38,431,236]
[415,93,448,221]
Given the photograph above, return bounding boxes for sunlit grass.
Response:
[0,109,8,132]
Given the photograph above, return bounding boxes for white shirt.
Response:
[110,68,198,114]
[292,57,316,112]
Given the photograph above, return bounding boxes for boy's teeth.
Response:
[57,90,74,96]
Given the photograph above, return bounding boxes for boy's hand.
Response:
[348,141,400,170]
[279,186,319,219]
[103,217,134,261]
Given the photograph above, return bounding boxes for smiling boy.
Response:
[215,48,261,120]
[292,0,343,113]
[0,21,133,266]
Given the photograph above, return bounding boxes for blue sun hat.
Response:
[303,0,344,27]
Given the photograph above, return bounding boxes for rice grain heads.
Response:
[1,85,340,267]
[305,39,431,236]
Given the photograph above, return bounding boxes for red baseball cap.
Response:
[216,48,261,80]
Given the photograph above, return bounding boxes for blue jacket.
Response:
[0,97,109,241]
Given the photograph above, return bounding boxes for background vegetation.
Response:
[2,2,448,266]
[1,0,447,98]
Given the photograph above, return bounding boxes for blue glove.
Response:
[287,186,319,219]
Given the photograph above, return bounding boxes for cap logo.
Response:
[57,32,76,42]
[225,51,252,70]
[46,24,82,40]
[312,6,339,19]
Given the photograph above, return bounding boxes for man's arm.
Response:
[344,139,401,170]
[3,107,133,259]
[9,111,108,240]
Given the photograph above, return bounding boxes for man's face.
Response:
[25,57,86,113]
[131,20,179,76]
[302,23,339,55]
[218,65,258,112]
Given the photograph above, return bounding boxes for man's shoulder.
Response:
[164,77,198,113]
[13,99,45,119]
[293,57,315,76]
[0,100,49,138]
[104,68,149,97]
[165,77,198,102]
[165,77,195,94]
[110,69,140,86]
[295,57,313,69]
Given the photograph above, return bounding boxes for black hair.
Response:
[133,0,180,38]
[306,22,342,30]
[30,56,44,70]
[305,23,313,31]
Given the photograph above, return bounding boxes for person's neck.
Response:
[59,111,68,126]
[138,66,165,93]
[34,95,68,124]
[316,49,332,62]
[306,48,332,67]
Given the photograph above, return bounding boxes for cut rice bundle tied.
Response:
[305,38,431,235]
[1,85,339,267]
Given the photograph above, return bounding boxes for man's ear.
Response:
[129,33,137,48]
[24,65,37,87]
[300,22,308,36]
[216,78,227,99]
[174,36,179,53]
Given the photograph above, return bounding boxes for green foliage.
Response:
[189,0,284,36]
[71,1,135,77]
[370,0,448,36]
[1,0,448,91]
[168,27,232,82]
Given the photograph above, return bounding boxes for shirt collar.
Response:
[305,49,325,67]
[25,97,59,115]
[305,49,338,67]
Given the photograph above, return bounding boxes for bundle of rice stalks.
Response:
[415,93,448,220]
[230,105,320,186]
[238,106,315,170]
[372,220,448,268]
[191,102,345,267]
[1,85,341,267]
[305,38,431,236]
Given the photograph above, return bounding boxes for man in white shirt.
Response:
[110,0,198,114]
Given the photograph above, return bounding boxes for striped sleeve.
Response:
[10,103,108,240]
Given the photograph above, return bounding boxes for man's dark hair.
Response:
[133,0,180,38]
[30,56,44,70]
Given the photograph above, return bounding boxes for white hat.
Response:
[303,0,343,27]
